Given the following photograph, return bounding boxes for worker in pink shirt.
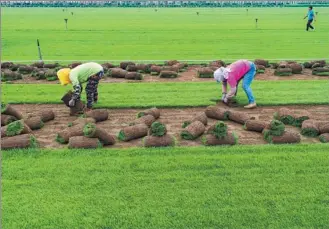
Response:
[214,60,257,109]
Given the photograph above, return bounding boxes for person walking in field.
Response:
[304,6,315,31]
[214,60,257,109]
[57,62,104,112]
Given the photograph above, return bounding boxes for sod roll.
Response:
[243,120,268,133]
[43,63,58,69]
[1,114,17,126]
[70,101,85,116]
[56,124,85,144]
[25,116,44,130]
[165,60,179,66]
[274,108,294,125]
[18,66,35,74]
[209,60,225,67]
[256,65,266,71]
[183,112,208,128]
[143,134,175,147]
[83,123,115,146]
[159,71,178,78]
[202,132,238,146]
[69,62,82,68]
[1,70,23,81]
[125,72,143,80]
[2,120,32,137]
[254,59,269,67]
[101,62,115,70]
[136,64,150,73]
[1,134,38,150]
[289,63,303,74]
[150,65,162,74]
[126,65,138,72]
[118,124,148,141]
[173,63,186,72]
[1,62,14,69]
[301,120,319,137]
[85,109,108,122]
[149,122,167,137]
[319,122,329,134]
[120,62,135,70]
[228,110,251,125]
[267,120,285,136]
[267,131,301,144]
[181,121,205,140]
[68,136,102,149]
[132,115,155,127]
[197,67,214,78]
[137,108,160,119]
[1,104,23,120]
[39,110,55,122]
[162,66,180,72]
[292,111,310,127]
[205,106,229,120]
[319,133,329,143]
[274,68,292,76]
[303,62,312,69]
[207,121,228,139]
[108,68,127,78]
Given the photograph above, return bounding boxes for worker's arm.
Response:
[85,77,99,109]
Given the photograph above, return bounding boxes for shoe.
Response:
[244,103,257,109]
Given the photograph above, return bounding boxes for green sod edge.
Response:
[181,130,197,140]
[301,128,319,137]
[319,135,329,143]
[29,135,39,148]
[232,132,239,145]
[182,121,191,128]
[118,130,126,141]
[55,134,66,144]
[149,122,166,137]
[67,122,73,127]
[137,112,146,118]
[6,120,24,137]
[83,123,96,137]
[1,103,7,113]
[201,135,208,145]
[142,135,177,147]
[292,117,309,127]
[211,121,228,139]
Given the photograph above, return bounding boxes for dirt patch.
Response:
[7,104,329,149]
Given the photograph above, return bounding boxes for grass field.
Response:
[2,80,329,107]
[2,7,329,61]
[3,145,329,228]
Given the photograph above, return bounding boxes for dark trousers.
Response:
[307,19,314,31]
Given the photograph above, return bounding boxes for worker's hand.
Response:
[68,99,76,107]
[221,93,227,101]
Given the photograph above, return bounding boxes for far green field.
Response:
[2,7,329,61]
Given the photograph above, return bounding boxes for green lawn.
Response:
[2,7,329,61]
[3,145,329,228]
[2,80,328,107]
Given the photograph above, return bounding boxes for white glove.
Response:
[69,99,76,107]
[221,93,227,101]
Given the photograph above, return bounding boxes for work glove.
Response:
[221,93,227,101]
[68,98,76,107]
[223,96,228,104]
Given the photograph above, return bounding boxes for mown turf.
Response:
[2,145,329,228]
[2,8,329,61]
[2,80,328,107]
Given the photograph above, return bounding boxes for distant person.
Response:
[214,60,257,109]
[304,5,316,31]
[57,62,104,112]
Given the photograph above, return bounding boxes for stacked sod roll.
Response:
[228,110,251,125]
[274,108,310,127]
[243,120,268,133]
[182,112,207,128]
[205,106,229,120]
[263,120,301,144]
[202,121,238,145]
[83,123,115,146]
[197,67,214,78]
[301,120,329,137]
[181,120,205,140]
[143,122,175,147]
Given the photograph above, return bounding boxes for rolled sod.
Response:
[143,134,175,147]
[132,114,155,127]
[197,67,214,78]
[209,60,225,68]
[303,62,312,68]
[118,124,148,142]
[1,70,23,81]
[1,134,38,150]
[33,70,46,80]
[125,72,143,80]
[39,110,55,122]
[181,120,205,140]
[85,109,108,122]
[56,124,85,144]
[274,68,292,76]
[314,72,329,76]
[205,106,229,120]
[312,67,329,76]
[126,65,138,72]
[162,66,179,72]
[136,64,150,73]
[149,122,167,137]
[165,60,179,66]
[101,62,115,70]
[319,122,329,134]
[1,62,14,69]
[83,123,115,146]
[319,133,329,143]
[254,59,269,67]
[71,117,96,126]
[68,62,82,68]
[264,120,285,137]
[207,121,228,139]
[173,63,186,72]
[301,120,319,137]
[183,112,207,128]
[273,108,294,125]
[120,61,135,70]
[289,63,303,74]
[1,104,23,120]
[310,60,326,66]
[137,108,160,119]
[108,68,127,78]
[25,116,44,130]
[61,91,85,115]
[292,111,310,127]
[312,63,323,69]
[243,120,268,133]
[159,71,178,78]
[68,136,102,149]
[267,131,301,144]
[150,65,162,74]
[1,114,17,126]
[202,132,238,146]
[43,63,58,69]
[256,65,266,71]
[2,120,32,137]
[228,110,251,125]
[18,66,35,74]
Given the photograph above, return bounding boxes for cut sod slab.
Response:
[205,106,229,120]
[243,120,268,133]
[125,72,143,80]
[143,135,175,147]
[267,131,301,144]
[137,108,160,119]
[301,120,320,137]
[254,59,269,68]
[207,121,228,139]
[61,91,85,115]
[1,120,32,137]
[85,109,108,122]
[24,116,44,130]
[182,112,207,128]
[274,68,292,76]
[149,122,167,137]
[108,68,127,78]
[319,133,329,143]
[1,134,38,150]
[1,104,23,120]
[83,123,115,146]
[159,71,178,78]
[228,110,251,125]
[56,124,85,144]
[68,136,102,149]
[181,120,205,140]
[1,114,17,126]
[132,115,155,127]
[39,110,55,122]
[197,67,214,78]
[118,124,148,142]
[202,132,238,146]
